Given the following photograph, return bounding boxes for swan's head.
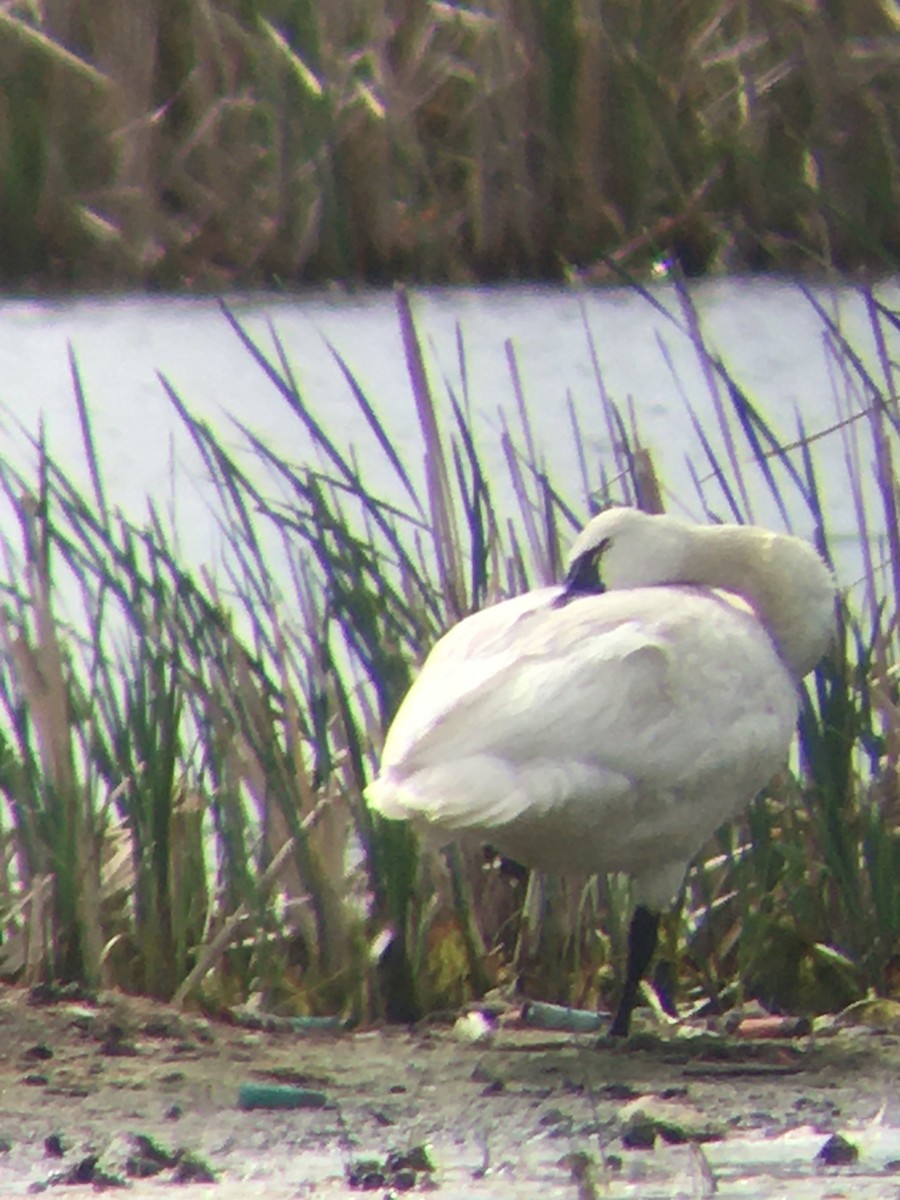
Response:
[560,506,836,680]
[562,507,690,597]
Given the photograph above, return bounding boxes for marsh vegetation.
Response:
[2,1,900,288]
[0,284,895,1030]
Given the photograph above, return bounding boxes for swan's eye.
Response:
[555,538,610,607]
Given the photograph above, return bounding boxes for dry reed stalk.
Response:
[4,0,900,283]
[3,494,107,986]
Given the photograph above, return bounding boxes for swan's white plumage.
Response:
[366,507,835,910]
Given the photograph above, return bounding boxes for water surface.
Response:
[0,278,894,590]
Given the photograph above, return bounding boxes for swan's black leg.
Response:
[609,904,660,1037]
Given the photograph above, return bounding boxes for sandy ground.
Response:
[0,986,898,1198]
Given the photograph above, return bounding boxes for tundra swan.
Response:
[366,506,836,1035]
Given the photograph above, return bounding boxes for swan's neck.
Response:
[686,526,836,679]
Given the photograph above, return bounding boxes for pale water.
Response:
[0,278,896,593]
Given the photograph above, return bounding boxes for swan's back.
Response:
[367,583,799,907]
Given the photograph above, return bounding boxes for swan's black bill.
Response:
[554,542,608,608]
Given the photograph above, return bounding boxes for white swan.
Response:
[366,506,836,1034]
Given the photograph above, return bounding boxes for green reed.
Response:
[0,283,895,1024]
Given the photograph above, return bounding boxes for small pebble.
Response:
[346,1158,384,1189]
[43,1134,64,1159]
[816,1132,859,1165]
[452,1011,495,1044]
[25,1045,54,1062]
[99,1035,139,1057]
[600,1083,639,1101]
[172,1153,216,1184]
[386,1145,434,1173]
[620,1097,725,1146]
[347,1145,435,1192]
[621,1118,657,1150]
[129,1134,179,1168]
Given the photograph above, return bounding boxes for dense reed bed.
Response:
[2,1,900,288]
[0,283,896,1025]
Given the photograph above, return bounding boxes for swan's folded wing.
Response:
[366,586,796,834]
[379,591,667,768]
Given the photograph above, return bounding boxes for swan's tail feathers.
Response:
[364,776,410,821]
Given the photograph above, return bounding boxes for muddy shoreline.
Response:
[0,988,897,1197]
